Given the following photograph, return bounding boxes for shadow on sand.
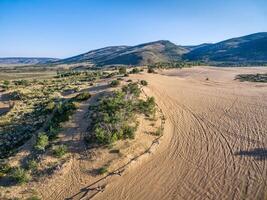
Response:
[234,148,267,161]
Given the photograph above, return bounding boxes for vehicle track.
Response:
[93,68,267,200]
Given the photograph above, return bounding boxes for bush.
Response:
[35,133,49,151]
[46,102,55,112]
[73,92,91,101]
[0,162,11,176]
[122,82,141,97]
[9,167,30,184]
[53,145,68,158]
[138,97,156,116]
[26,159,38,171]
[130,68,140,74]
[140,80,148,86]
[97,166,108,175]
[110,80,120,87]
[119,67,127,74]
[123,125,137,139]
[147,68,155,73]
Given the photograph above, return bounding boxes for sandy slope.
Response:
[94,67,267,200]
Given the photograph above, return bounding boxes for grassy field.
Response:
[0,71,57,80]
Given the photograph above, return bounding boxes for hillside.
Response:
[56,40,189,66]
[184,32,267,62]
[0,57,59,65]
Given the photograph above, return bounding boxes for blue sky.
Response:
[0,0,266,58]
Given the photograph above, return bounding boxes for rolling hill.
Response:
[184,32,267,62]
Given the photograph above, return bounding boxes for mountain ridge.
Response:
[1,32,267,66]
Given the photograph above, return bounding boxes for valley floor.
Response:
[94,67,267,200]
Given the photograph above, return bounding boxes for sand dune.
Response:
[94,67,267,200]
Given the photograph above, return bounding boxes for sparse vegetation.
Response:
[236,73,267,82]
[26,196,41,200]
[86,82,156,145]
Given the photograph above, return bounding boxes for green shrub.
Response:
[122,82,141,97]
[9,167,30,184]
[130,68,140,74]
[14,79,29,86]
[87,82,156,146]
[119,67,127,74]
[46,102,55,112]
[155,127,163,136]
[140,80,148,86]
[53,145,68,158]
[3,80,10,88]
[110,80,120,87]
[95,127,108,144]
[123,125,137,139]
[0,162,11,175]
[138,97,156,116]
[73,92,91,101]
[35,133,49,151]
[26,159,38,171]
[97,166,108,175]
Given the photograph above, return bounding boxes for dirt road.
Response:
[94,67,267,200]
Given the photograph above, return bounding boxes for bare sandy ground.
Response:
[94,67,267,200]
